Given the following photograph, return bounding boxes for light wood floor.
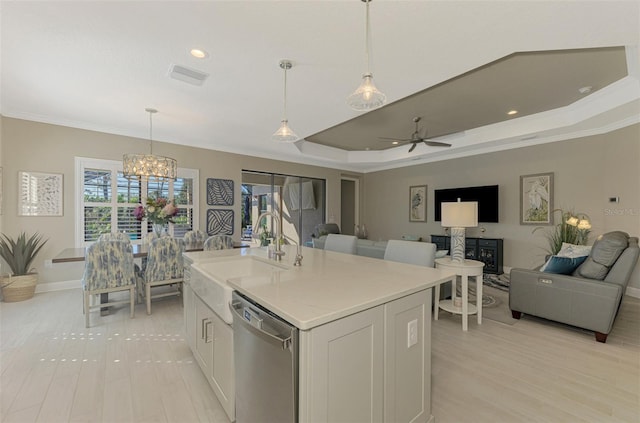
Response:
[1,289,638,422]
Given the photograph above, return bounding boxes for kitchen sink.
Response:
[190,256,289,324]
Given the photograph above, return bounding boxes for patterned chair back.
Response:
[145,237,185,283]
[97,232,131,243]
[184,230,206,245]
[204,235,235,251]
[82,240,136,290]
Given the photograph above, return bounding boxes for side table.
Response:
[434,258,485,331]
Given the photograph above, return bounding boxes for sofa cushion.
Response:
[541,255,588,275]
[557,242,592,258]
[577,231,629,280]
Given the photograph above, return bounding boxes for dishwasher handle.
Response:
[229,302,292,350]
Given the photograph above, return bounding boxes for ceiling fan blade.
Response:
[408,143,417,153]
[423,141,452,147]
[378,136,412,142]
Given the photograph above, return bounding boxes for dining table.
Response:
[52,241,250,263]
[53,240,251,315]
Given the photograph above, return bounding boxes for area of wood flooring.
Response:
[1,288,638,422]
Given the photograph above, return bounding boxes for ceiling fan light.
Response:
[272,119,298,142]
[347,73,386,111]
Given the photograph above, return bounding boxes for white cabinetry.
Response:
[299,289,432,423]
[184,276,235,421]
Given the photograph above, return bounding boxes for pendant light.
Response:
[123,108,177,181]
[272,59,299,142]
[347,0,386,111]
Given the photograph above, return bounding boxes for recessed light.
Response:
[190,49,209,59]
[507,110,518,115]
[392,141,399,145]
[579,86,592,94]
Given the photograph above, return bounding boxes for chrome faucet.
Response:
[282,233,303,267]
[254,211,285,261]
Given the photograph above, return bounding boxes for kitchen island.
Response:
[184,245,454,423]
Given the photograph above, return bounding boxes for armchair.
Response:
[509,231,639,342]
[140,237,185,315]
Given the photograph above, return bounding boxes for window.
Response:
[75,157,199,247]
[241,170,326,246]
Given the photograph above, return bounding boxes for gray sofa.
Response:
[312,235,388,259]
[509,231,639,342]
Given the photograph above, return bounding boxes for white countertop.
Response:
[184,245,455,330]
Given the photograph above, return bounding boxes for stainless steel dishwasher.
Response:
[230,291,298,423]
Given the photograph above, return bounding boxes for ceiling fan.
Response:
[379,117,452,152]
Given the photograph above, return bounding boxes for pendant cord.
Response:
[283,66,288,120]
[149,110,153,155]
[365,0,371,73]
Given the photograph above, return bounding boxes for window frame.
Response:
[75,157,199,247]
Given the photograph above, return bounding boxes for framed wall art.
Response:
[207,209,234,235]
[18,171,64,216]
[207,178,234,206]
[520,172,554,225]
[409,185,427,222]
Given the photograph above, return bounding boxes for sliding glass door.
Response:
[241,170,325,247]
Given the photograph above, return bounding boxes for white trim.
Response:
[35,279,81,293]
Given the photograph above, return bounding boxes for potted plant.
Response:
[534,209,591,255]
[0,232,48,302]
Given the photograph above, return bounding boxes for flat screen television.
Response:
[434,185,499,223]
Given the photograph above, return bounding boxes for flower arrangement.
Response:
[134,197,178,225]
[534,208,591,255]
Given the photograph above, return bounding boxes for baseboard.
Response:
[35,279,81,293]
[625,286,640,299]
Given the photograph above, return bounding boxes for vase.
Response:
[152,223,166,237]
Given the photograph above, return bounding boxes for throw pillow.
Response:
[435,250,448,259]
[541,255,588,275]
[557,242,592,258]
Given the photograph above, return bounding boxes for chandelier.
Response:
[272,59,299,142]
[123,108,177,181]
[346,0,386,111]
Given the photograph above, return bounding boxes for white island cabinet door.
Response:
[299,305,384,423]
[384,289,432,423]
[210,310,235,422]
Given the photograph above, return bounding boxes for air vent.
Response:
[167,64,209,86]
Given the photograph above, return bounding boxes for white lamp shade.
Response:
[441,201,478,228]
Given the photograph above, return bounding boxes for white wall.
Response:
[362,124,640,289]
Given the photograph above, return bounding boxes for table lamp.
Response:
[441,199,478,263]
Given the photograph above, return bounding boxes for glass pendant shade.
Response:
[347,72,386,111]
[272,60,298,143]
[123,108,177,181]
[347,0,386,111]
[272,119,298,142]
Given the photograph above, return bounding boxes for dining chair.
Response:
[82,240,136,328]
[97,232,131,243]
[184,229,206,245]
[324,234,358,255]
[384,240,437,267]
[204,235,235,251]
[140,237,185,315]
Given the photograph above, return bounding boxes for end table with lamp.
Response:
[436,199,484,331]
[434,257,485,331]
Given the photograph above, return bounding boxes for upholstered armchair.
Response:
[204,235,235,251]
[82,240,136,328]
[184,229,206,245]
[510,231,639,342]
[324,234,358,255]
[140,237,185,315]
[97,232,131,243]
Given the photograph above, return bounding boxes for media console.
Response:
[430,235,503,274]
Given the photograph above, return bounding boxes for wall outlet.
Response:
[407,319,418,348]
